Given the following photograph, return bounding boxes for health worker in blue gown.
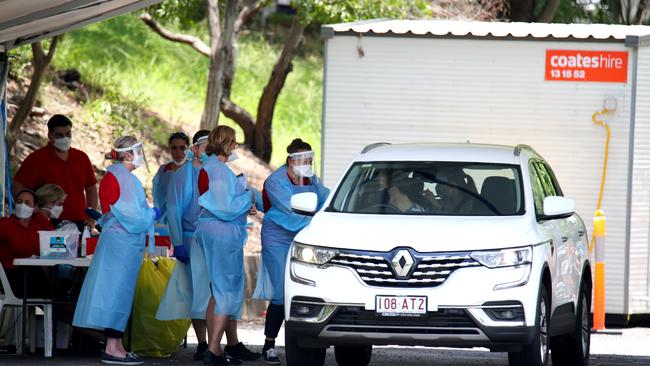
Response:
[253,138,329,364]
[158,129,211,361]
[73,136,158,366]
[152,132,190,226]
[191,126,259,366]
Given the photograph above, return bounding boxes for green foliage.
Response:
[54,14,323,167]
[147,0,206,29]
[7,45,32,80]
[294,0,433,24]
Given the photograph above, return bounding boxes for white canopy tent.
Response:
[0,0,161,215]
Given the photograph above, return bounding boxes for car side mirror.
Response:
[541,196,575,220]
[291,192,318,216]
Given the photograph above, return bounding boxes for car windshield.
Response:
[328,161,525,216]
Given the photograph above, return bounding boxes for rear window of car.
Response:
[327,161,525,216]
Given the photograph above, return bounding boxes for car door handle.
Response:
[578,231,585,237]
[562,236,568,243]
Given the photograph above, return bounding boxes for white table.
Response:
[12,256,93,355]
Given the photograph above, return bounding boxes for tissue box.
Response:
[38,230,79,259]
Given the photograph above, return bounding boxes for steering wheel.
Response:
[360,204,401,214]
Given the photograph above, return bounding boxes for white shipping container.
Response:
[320,20,650,320]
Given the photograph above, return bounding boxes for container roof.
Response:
[322,19,650,46]
[0,0,162,51]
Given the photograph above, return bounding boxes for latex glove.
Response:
[173,245,189,263]
[153,207,162,221]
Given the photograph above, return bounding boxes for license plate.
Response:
[375,295,427,316]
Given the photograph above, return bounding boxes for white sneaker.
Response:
[263,347,281,365]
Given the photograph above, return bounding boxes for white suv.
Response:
[285,143,592,366]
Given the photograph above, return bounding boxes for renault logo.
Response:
[391,250,414,278]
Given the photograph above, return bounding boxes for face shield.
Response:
[187,135,209,164]
[114,141,149,172]
[289,150,318,183]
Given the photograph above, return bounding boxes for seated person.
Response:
[358,170,390,209]
[433,169,476,214]
[35,184,68,228]
[387,173,426,213]
[0,190,53,297]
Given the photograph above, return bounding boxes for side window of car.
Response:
[534,162,558,197]
[529,161,546,217]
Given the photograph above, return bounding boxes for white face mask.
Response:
[15,203,34,219]
[53,137,71,151]
[130,151,144,168]
[293,164,314,178]
[227,151,239,163]
[46,205,64,219]
[173,157,187,166]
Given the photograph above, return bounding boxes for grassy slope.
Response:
[53,14,323,167]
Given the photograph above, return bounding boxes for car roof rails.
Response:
[514,144,540,157]
[361,142,391,154]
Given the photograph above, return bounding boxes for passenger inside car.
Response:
[432,169,478,214]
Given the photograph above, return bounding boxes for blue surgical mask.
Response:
[200,152,209,164]
[185,149,195,161]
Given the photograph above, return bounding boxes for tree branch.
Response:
[235,0,265,34]
[221,97,255,144]
[140,12,210,57]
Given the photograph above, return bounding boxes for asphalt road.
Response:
[1,325,649,365]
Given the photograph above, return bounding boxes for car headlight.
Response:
[291,242,339,265]
[470,246,532,268]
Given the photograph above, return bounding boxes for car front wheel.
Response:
[285,328,326,366]
[508,285,550,366]
[551,279,591,366]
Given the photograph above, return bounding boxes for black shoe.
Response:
[262,347,281,365]
[100,352,144,365]
[194,342,208,361]
[204,351,242,365]
[224,342,261,361]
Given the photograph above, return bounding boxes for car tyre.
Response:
[551,279,591,366]
[334,345,372,366]
[284,328,325,366]
[508,285,550,366]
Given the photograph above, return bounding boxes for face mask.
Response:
[46,205,64,219]
[173,157,187,166]
[131,151,144,168]
[227,151,239,163]
[293,164,314,178]
[200,152,209,164]
[15,203,34,219]
[185,149,195,161]
[53,137,71,151]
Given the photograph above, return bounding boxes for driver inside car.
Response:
[387,173,426,213]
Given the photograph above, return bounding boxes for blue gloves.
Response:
[153,207,162,221]
[173,245,189,263]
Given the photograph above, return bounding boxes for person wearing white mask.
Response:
[0,189,54,297]
[13,114,99,232]
[35,184,68,225]
[253,138,329,364]
[152,132,191,222]
[74,136,158,365]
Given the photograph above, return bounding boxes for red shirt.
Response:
[0,215,54,270]
[198,169,209,195]
[14,143,97,222]
[99,172,120,214]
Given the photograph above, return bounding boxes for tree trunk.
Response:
[253,17,305,162]
[8,36,59,152]
[509,0,534,22]
[200,0,223,130]
[536,0,561,22]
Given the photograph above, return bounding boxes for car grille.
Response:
[325,307,479,335]
[329,250,480,288]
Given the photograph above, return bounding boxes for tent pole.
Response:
[0,52,9,217]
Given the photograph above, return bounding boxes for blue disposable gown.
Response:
[157,161,209,319]
[152,162,175,220]
[73,163,156,332]
[191,156,251,319]
[253,165,329,305]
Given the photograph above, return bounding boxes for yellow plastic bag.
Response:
[123,256,191,357]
